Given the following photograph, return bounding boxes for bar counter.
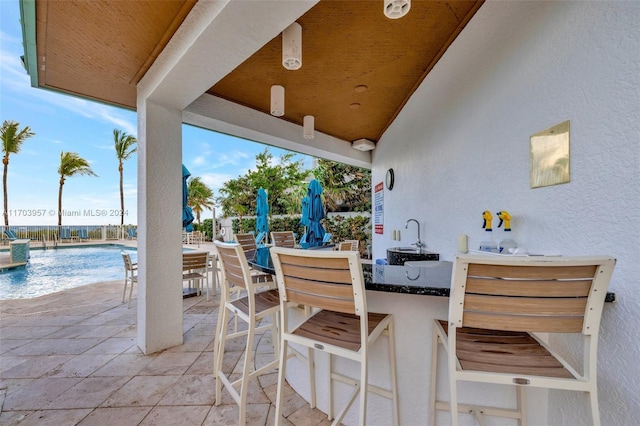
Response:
[247,247,615,424]
[248,248,616,302]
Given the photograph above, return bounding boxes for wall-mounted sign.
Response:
[530,120,570,188]
[374,182,384,234]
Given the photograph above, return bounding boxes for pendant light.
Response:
[303,115,314,139]
[270,85,285,116]
[282,22,302,70]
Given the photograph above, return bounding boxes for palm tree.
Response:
[187,176,214,223]
[313,158,371,212]
[113,129,137,225]
[2,120,35,226]
[57,151,97,226]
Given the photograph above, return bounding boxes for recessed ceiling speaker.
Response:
[384,0,411,19]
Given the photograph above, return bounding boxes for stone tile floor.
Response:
[0,280,332,425]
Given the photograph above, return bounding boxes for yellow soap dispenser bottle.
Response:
[479,210,498,253]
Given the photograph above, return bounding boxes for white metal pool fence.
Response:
[1,225,136,243]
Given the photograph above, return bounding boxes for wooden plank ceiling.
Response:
[34,0,483,144]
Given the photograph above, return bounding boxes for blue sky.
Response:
[0,0,311,227]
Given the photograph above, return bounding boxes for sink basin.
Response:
[405,260,439,267]
[387,247,440,265]
[392,247,420,252]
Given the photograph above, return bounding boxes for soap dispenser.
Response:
[479,210,498,253]
[496,210,518,253]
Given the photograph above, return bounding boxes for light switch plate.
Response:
[457,234,468,253]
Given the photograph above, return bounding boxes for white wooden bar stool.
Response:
[430,255,615,425]
[212,241,281,425]
[270,247,399,426]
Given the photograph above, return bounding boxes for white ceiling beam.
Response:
[184,93,372,169]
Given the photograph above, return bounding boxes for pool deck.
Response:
[0,241,332,426]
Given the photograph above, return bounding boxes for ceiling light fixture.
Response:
[384,0,411,19]
[282,22,302,70]
[270,85,285,116]
[303,115,314,139]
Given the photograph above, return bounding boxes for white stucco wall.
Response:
[373,1,640,425]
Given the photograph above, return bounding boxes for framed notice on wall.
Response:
[374,182,384,234]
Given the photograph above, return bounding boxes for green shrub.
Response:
[324,215,371,257]
[228,214,371,257]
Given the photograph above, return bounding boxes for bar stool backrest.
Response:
[449,255,616,334]
[270,247,365,316]
[214,242,252,293]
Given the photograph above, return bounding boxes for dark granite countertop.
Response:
[362,262,452,296]
[362,263,616,302]
[248,248,616,303]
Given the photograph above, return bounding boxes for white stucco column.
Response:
[136,98,183,354]
[132,0,321,354]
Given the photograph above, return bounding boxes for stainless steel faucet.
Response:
[405,219,425,249]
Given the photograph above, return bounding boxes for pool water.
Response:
[0,245,137,300]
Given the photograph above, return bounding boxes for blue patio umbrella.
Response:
[305,179,326,248]
[256,187,269,242]
[299,195,311,248]
[182,164,195,231]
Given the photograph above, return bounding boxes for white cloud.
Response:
[0,32,32,91]
[192,155,206,166]
[199,172,234,191]
[212,151,251,168]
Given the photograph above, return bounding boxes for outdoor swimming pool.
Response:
[0,245,137,300]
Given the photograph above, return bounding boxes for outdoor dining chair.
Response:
[337,240,358,251]
[212,241,282,425]
[270,247,399,426]
[270,231,296,248]
[121,252,137,308]
[182,251,211,300]
[344,239,359,251]
[429,254,615,425]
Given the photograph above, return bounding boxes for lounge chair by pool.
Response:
[59,228,73,242]
[77,229,89,241]
[127,228,137,239]
[2,229,19,245]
